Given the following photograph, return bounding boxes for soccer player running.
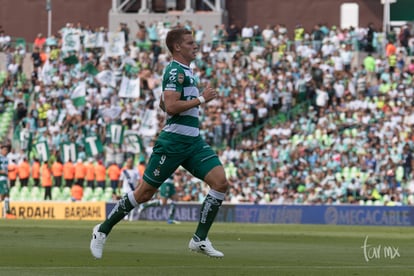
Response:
[90,28,229,258]
[137,174,180,224]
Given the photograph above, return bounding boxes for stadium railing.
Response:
[230,100,310,149]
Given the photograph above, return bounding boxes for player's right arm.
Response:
[163,85,217,115]
[161,67,217,115]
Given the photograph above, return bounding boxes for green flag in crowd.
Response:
[34,141,50,162]
[110,124,124,145]
[71,81,86,107]
[60,142,78,163]
[81,62,99,76]
[20,128,32,153]
[123,130,144,154]
[84,136,103,157]
[63,55,79,65]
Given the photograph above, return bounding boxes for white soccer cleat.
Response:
[189,237,224,258]
[90,224,107,259]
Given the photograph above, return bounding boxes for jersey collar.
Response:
[172,60,191,70]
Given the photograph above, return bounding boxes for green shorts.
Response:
[0,180,8,195]
[160,181,176,198]
[143,136,222,188]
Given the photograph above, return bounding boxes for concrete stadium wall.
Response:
[0,0,111,42]
[0,0,383,44]
[108,10,228,42]
[227,0,383,36]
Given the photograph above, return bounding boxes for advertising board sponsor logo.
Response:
[4,202,105,220]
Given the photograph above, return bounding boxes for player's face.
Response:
[1,147,8,156]
[179,34,197,63]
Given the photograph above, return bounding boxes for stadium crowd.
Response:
[1,20,414,205]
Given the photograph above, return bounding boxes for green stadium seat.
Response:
[62,187,71,196]
[335,172,342,181]
[90,196,99,202]
[349,167,360,180]
[105,187,113,194]
[10,186,20,200]
[407,195,414,205]
[83,187,93,201]
[51,187,61,199]
[314,129,321,140]
[94,187,103,198]
[374,200,383,206]
[101,192,113,202]
[20,186,29,193]
[291,134,299,145]
[360,172,368,183]
[35,188,45,201]
[351,128,358,137]
[30,186,40,201]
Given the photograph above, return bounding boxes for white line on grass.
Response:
[2,265,414,270]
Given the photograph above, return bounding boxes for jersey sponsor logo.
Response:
[177,73,184,84]
[169,68,177,82]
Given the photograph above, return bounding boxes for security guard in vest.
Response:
[388,54,397,74]
[294,24,305,49]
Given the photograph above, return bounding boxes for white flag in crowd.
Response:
[19,128,32,151]
[84,32,104,48]
[104,32,126,57]
[62,31,81,52]
[123,130,142,154]
[139,109,158,137]
[110,124,124,145]
[95,70,117,88]
[61,142,77,163]
[101,106,122,120]
[119,76,140,98]
[84,136,104,157]
[71,81,86,107]
[40,59,54,85]
[35,141,50,162]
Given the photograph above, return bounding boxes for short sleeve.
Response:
[163,66,184,93]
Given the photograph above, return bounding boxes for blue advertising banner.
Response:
[105,203,414,226]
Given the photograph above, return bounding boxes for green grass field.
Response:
[0,220,413,276]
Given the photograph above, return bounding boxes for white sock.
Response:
[208,189,225,201]
[127,191,138,207]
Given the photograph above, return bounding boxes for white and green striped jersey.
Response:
[160,60,200,143]
[0,155,8,181]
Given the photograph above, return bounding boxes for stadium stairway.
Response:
[9,185,115,202]
[0,104,14,142]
